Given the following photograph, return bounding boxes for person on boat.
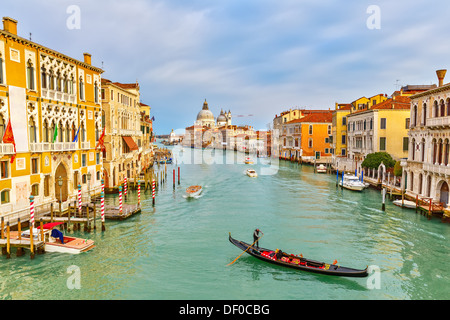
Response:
[275,249,283,260]
[253,229,263,247]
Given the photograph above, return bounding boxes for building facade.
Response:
[406,69,450,207]
[0,17,104,217]
[101,78,145,191]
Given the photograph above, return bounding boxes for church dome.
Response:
[196,99,214,123]
[197,109,214,121]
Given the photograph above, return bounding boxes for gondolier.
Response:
[253,228,263,247]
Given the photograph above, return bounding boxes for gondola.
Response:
[229,233,368,277]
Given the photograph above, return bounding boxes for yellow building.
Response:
[0,17,103,217]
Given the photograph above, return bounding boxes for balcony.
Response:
[0,143,15,155]
[423,162,450,176]
[426,116,450,129]
[30,142,77,152]
[81,141,91,150]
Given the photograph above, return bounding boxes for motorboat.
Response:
[339,174,365,191]
[246,169,258,177]
[10,222,95,254]
[186,185,202,198]
[316,164,327,173]
[244,157,254,164]
[393,199,416,209]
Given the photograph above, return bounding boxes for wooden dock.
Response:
[103,204,141,220]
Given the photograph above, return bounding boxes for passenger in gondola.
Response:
[253,228,263,247]
[275,249,283,260]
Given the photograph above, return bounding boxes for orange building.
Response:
[281,111,332,161]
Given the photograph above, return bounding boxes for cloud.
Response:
[3,0,450,133]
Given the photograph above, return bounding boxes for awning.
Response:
[122,136,139,151]
[37,222,64,230]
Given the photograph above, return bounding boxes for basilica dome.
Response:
[196,99,215,123]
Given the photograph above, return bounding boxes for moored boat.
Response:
[11,222,95,254]
[316,164,327,173]
[246,169,258,177]
[186,185,202,197]
[339,174,365,191]
[228,233,368,277]
[393,199,416,209]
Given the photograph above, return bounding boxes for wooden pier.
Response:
[103,204,141,220]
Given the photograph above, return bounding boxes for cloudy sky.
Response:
[3,0,450,134]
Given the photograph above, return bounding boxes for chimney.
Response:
[436,69,447,87]
[3,17,18,35]
[83,52,92,65]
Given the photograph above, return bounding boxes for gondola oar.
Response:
[227,232,263,266]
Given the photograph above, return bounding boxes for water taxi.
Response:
[246,169,258,177]
[186,185,202,197]
[340,174,365,191]
[244,157,254,164]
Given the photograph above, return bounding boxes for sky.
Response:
[3,0,450,134]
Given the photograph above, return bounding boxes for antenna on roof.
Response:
[29,32,32,41]
[395,79,401,90]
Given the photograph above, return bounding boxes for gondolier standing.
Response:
[253,228,264,247]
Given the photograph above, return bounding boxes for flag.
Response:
[52,123,58,143]
[151,116,155,121]
[73,127,80,142]
[2,119,16,163]
[96,127,106,151]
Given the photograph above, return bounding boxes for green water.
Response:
[1,146,449,300]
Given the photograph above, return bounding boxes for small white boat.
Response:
[316,164,327,173]
[11,222,95,254]
[186,185,202,197]
[246,169,258,177]
[339,174,366,191]
[393,199,416,209]
[244,157,254,164]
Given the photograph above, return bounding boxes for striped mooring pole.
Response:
[78,184,82,216]
[119,186,123,214]
[138,180,141,206]
[152,179,155,206]
[101,190,105,231]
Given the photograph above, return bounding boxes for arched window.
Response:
[29,117,37,143]
[49,69,55,90]
[0,53,4,84]
[94,81,99,104]
[434,101,439,117]
[56,71,61,92]
[41,66,47,89]
[413,105,417,126]
[1,189,10,204]
[43,120,49,143]
[0,113,5,139]
[63,74,68,93]
[423,103,427,125]
[79,76,84,100]
[440,100,445,118]
[27,60,35,90]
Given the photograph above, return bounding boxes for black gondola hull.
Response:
[229,234,368,278]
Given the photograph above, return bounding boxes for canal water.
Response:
[1,145,449,300]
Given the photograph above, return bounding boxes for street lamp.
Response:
[58,176,63,213]
[86,171,91,203]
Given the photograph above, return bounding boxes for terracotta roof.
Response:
[371,96,411,110]
[286,112,332,124]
